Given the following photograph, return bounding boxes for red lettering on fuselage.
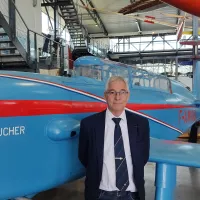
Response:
[179,109,196,124]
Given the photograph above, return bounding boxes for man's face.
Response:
[104,80,129,115]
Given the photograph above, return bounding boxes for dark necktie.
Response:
[112,118,129,191]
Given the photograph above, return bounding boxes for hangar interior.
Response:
[0,0,200,200]
[0,0,198,82]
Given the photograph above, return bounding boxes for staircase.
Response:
[58,0,109,59]
[0,1,31,71]
[0,0,66,73]
[43,0,91,60]
[59,0,96,59]
[0,24,27,68]
[57,0,87,48]
[44,0,108,59]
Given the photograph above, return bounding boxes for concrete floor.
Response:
[32,163,200,200]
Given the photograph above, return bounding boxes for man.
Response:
[78,76,150,200]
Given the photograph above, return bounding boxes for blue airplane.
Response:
[0,56,200,200]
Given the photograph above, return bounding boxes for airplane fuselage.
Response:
[0,59,199,199]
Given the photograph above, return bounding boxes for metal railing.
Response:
[0,0,65,74]
[88,38,109,58]
[0,0,110,72]
[31,31,65,74]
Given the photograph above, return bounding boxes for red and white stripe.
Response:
[0,74,186,134]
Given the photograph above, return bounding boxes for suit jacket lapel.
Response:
[95,110,106,181]
[126,110,138,160]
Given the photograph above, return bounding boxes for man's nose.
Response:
[115,93,121,100]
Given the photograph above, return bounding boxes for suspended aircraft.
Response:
[162,0,200,18]
[117,0,200,37]
[77,2,199,39]
[119,0,200,18]
[0,54,200,199]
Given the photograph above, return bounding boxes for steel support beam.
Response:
[110,49,197,60]
[136,20,142,33]
[143,37,156,51]
[175,57,178,80]
[87,0,108,35]
[192,16,199,98]
[176,9,181,25]
[43,0,65,20]
[54,0,58,40]
[120,0,162,15]
[80,0,108,36]
[41,1,70,6]
[8,0,16,40]
[89,30,177,38]
[43,0,53,30]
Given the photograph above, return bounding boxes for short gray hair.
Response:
[105,76,129,92]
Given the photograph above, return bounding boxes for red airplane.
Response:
[162,0,200,18]
[119,0,200,18]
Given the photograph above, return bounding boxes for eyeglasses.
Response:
[106,90,129,96]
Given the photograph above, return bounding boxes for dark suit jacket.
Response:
[78,109,150,200]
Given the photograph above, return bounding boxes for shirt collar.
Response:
[106,108,126,121]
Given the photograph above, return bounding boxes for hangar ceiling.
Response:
[73,0,197,38]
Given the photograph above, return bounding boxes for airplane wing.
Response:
[150,138,200,199]
[150,138,200,168]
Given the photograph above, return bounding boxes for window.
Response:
[165,35,177,41]
[131,68,172,93]
[141,36,152,42]
[130,37,140,42]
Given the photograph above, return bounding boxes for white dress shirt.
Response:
[99,109,137,192]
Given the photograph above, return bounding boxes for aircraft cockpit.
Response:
[74,56,172,94]
[131,68,172,93]
[75,64,129,82]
